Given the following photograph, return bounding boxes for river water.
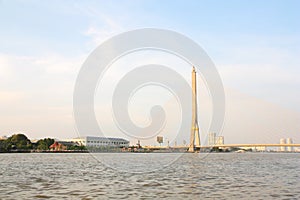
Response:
[0,153,299,199]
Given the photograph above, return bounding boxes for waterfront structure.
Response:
[253,146,266,152]
[157,136,163,145]
[65,136,129,148]
[50,141,68,151]
[286,138,293,152]
[188,66,201,152]
[280,138,286,151]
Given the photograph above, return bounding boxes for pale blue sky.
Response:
[1,0,300,55]
[0,0,299,144]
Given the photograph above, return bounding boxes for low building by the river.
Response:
[49,141,77,151]
[65,136,129,148]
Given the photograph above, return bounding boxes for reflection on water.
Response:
[0,153,299,199]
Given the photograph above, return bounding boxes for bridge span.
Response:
[142,144,300,150]
[201,143,300,148]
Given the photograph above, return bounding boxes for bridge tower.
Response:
[188,66,201,152]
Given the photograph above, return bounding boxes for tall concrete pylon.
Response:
[188,66,201,152]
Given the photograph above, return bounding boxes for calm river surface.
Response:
[0,153,299,199]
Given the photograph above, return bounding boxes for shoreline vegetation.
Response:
[0,133,88,153]
[1,133,299,154]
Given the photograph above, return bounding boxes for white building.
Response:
[208,132,216,146]
[215,136,224,145]
[208,133,224,146]
[65,136,129,148]
[286,138,293,152]
[280,138,286,152]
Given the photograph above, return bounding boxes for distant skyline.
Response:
[0,0,299,145]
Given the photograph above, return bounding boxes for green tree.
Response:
[68,144,87,151]
[36,138,55,150]
[0,140,9,152]
[5,134,32,150]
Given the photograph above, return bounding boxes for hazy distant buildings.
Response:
[208,133,224,146]
[280,138,286,151]
[286,138,293,152]
[208,133,216,146]
[215,136,224,145]
[279,138,294,152]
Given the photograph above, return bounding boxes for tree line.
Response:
[0,133,56,152]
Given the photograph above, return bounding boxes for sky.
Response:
[0,0,300,145]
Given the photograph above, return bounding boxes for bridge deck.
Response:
[143,144,300,149]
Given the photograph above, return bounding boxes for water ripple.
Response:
[0,153,299,199]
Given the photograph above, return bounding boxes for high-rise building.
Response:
[286,138,293,152]
[280,138,286,151]
[208,132,216,146]
[215,136,224,145]
[208,133,224,146]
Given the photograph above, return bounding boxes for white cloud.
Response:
[34,54,85,74]
[0,54,16,80]
[80,6,125,46]
[211,34,300,111]
[219,63,300,86]
[83,25,122,46]
[0,91,25,104]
